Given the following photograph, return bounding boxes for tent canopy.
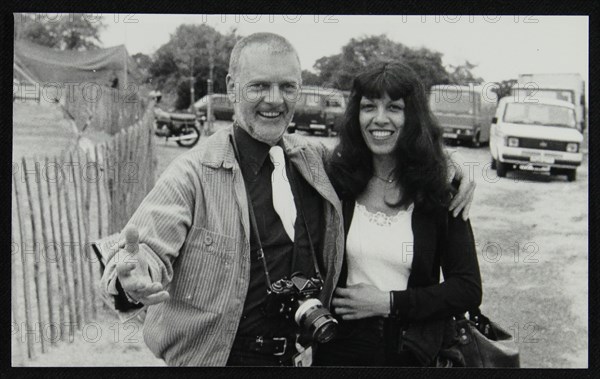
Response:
[14,39,143,88]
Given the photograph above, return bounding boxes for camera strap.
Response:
[285,155,323,283]
[229,133,323,291]
[230,134,273,290]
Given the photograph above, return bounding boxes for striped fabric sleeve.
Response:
[100,154,198,314]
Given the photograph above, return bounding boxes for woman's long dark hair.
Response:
[327,61,454,210]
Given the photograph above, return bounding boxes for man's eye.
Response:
[283,84,298,92]
[251,83,267,91]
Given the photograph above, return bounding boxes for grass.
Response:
[466,149,588,368]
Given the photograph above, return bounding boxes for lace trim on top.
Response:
[355,202,414,227]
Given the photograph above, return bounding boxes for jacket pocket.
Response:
[170,226,237,313]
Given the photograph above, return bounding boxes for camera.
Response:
[263,272,338,343]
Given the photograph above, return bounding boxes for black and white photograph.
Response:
[11,13,589,368]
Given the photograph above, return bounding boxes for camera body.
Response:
[264,272,337,344]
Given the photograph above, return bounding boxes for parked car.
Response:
[287,86,346,136]
[429,84,498,147]
[489,97,583,181]
[193,94,234,121]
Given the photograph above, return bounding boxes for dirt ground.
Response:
[13,113,588,367]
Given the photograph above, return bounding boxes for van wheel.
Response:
[491,157,497,170]
[471,133,481,148]
[566,169,577,182]
[287,126,296,134]
[496,161,508,177]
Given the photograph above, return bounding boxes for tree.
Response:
[492,79,518,100]
[148,24,240,110]
[311,35,451,91]
[132,52,154,84]
[447,60,484,85]
[301,70,322,86]
[14,13,105,50]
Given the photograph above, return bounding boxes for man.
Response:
[99,32,475,367]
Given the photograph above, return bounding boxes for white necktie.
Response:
[269,145,296,241]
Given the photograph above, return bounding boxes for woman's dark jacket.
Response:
[337,198,483,365]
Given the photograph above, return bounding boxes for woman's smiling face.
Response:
[359,93,406,158]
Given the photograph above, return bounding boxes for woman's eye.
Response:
[389,104,405,111]
[360,104,374,110]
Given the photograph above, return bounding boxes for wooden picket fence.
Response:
[11,106,156,364]
[62,85,149,136]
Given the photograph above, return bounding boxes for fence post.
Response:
[35,158,57,346]
[11,220,24,366]
[46,156,66,330]
[74,148,90,323]
[84,149,97,319]
[55,156,77,338]
[12,177,33,359]
[22,157,46,354]
[64,152,83,330]
[111,138,119,234]
[95,145,104,240]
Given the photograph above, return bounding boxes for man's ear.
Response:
[226,74,237,103]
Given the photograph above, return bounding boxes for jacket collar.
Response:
[199,124,309,170]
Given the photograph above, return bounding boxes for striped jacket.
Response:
[100,126,344,366]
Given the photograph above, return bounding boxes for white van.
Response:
[490,97,583,181]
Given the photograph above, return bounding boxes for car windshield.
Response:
[503,103,577,128]
[429,90,476,115]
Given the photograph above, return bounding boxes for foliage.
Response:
[492,79,518,100]
[311,35,453,91]
[447,61,484,85]
[14,13,105,50]
[301,70,322,86]
[147,24,240,110]
[132,53,154,84]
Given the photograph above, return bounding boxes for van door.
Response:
[304,92,324,125]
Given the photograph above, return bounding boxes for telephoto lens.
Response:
[294,298,338,343]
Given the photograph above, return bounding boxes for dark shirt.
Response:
[233,125,324,338]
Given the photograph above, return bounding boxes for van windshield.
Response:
[325,97,344,107]
[511,88,574,104]
[429,90,476,115]
[503,103,577,128]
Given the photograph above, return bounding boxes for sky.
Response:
[99,14,588,85]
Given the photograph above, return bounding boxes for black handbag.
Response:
[436,310,520,368]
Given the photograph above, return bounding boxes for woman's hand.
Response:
[331,283,390,320]
[447,150,476,220]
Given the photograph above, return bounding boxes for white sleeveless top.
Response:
[346,202,415,292]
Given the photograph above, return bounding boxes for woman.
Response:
[315,62,482,367]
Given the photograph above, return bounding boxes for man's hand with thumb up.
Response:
[114,225,170,305]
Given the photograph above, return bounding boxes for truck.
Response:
[429,84,498,147]
[511,73,587,131]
